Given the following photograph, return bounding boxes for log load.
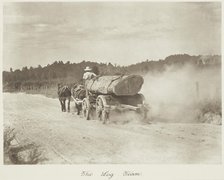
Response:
[85,75,144,96]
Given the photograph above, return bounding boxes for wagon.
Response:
[72,75,149,124]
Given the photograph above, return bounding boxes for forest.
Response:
[3,54,221,96]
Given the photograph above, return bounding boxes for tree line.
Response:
[3,54,221,92]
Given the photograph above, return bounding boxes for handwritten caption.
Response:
[81,170,142,179]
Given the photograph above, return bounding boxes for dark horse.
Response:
[72,84,86,115]
[58,84,71,112]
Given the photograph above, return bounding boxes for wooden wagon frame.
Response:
[72,90,148,124]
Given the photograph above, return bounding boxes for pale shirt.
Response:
[83,72,96,80]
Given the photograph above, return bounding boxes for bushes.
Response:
[199,99,221,115]
[196,99,222,125]
[4,127,45,164]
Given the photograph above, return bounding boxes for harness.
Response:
[73,85,85,100]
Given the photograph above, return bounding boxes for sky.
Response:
[3,2,221,71]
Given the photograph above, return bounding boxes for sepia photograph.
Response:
[2,1,222,166]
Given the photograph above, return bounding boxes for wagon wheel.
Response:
[96,96,109,124]
[82,98,90,120]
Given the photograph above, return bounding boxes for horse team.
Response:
[58,84,85,113]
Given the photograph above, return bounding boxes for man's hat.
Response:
[84,66,92,71]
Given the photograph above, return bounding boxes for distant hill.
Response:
[2,54,221,93]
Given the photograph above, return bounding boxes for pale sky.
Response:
[3,2,221,71]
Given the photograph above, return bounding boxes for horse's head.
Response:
[73,83,78,89]
[58,83,62,90]
[78,85,84,90]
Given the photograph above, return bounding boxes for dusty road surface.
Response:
[3,93,221,164]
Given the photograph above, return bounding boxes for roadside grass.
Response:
[25,87,58,99]
[196,98,222,125]
[4,127,46,164]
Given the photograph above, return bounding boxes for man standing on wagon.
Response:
[83,66,96,80]
[83,66,96,97]
[83,66,96,81]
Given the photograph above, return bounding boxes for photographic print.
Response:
[2,2,222,165]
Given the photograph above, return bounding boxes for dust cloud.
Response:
[141,64,221,123]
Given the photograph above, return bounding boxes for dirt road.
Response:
[3,93,221,164]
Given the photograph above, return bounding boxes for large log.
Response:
[85,75,144,96]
